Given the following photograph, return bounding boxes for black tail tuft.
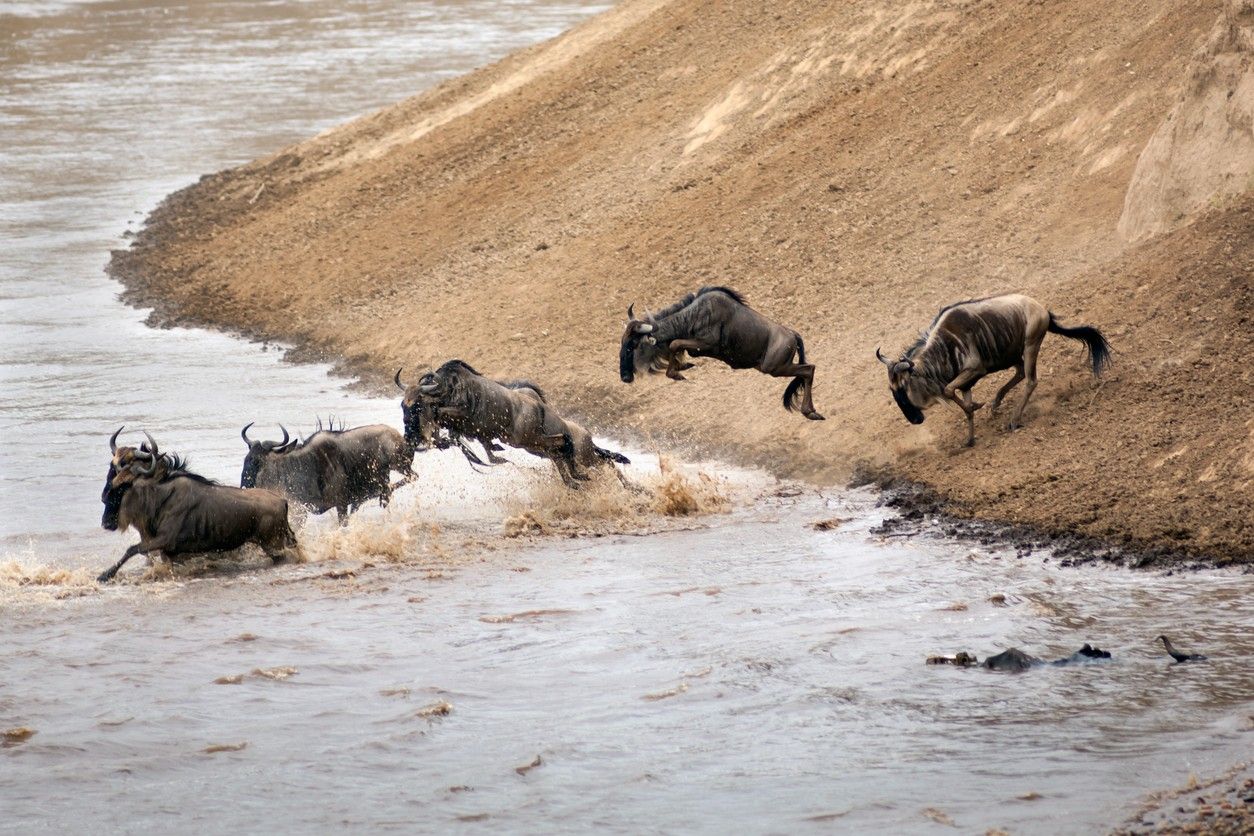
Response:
[1048,313,1111,375]
[782,333,808,412]
[594,444,631,465]
[783,377,805,412]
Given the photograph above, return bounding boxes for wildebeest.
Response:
[877,293,1110,447]
[395,368,543,468]
[398,360,630,487]
[240,422,415,522]
[99,428,301,583]
[619,286,824,420]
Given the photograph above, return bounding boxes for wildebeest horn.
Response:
[270,424,291,451]
[394,368,405,391]
[635,322,654,333]
[418,382,439,394]
[241,422,255,446]
[627,303,635,319]
[876,347,890,365]
[891,360,913,374]
[109,426,123,454]
[133,431,160,475]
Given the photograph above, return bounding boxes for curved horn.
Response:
[241,421,255,447]
[418,382,439,394]
[635,322,654,333]
[134,431,160,475]
[394,368,406,391]
[627,303,635,320]
[263,424,291,451]
[876,347,890,365]
[109,426,124,454]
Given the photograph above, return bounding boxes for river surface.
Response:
[1,2,1251,834]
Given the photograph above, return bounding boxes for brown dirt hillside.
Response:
[111,0,1254,563]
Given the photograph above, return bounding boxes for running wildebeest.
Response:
[619,286,824,420]
[877,293,1111,447]
[240,422,415,522]
[395,367,543,468]
[398,360,630,487]
[99,428,301,583]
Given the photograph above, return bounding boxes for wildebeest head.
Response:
[876,348,926,425]
[101,426,161,530]
[239,423,298,487]
[395,367,444,449]
[619,303,660,383]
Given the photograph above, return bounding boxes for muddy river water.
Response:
[1,2,1250,834]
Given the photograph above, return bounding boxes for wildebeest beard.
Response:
[101,468,127,530]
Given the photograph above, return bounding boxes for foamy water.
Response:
[1,3,1251,834]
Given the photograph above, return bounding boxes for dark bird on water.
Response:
[1156,635,1208,663]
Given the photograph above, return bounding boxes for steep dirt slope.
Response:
[112,0,1253,562]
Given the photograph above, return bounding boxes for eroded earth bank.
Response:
[110,0,1254,564]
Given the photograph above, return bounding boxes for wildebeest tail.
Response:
[783,334,807,412]
[593,444,630,465]
[1047,313,1111,375]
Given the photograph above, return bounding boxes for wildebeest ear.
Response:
[644,336,657,345]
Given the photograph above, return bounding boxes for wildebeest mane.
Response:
[647,286,748,323]
[439,359,481,377]
[160,453,217,485]
[904,295,996,359]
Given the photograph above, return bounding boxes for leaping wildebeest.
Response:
[877,293,1111,447]
[99,428,301,583]
[619,286,824,420]
[240,422,415,522]
[397,360,631,487]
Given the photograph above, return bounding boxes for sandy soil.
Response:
[110,0,1253,564]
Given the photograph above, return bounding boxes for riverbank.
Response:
[109,0,1253,565]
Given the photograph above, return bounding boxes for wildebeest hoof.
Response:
[804,411,825,421]
[667,373,687,381]
[96,571,115,584]
[964,438,976,448]
[1006,422,1022,432]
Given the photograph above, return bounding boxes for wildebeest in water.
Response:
[397,360,631,488]
[877,293,1111,446]
[240,422,415,523]
[395,367,544,468]
[619,286,824,420]
[99,428,301,583]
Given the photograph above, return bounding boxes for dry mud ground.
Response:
[110,0,1253,564]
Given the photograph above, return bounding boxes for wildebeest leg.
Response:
[98,542,149,583]
[336,505,350,525]
[480,438,511,465]
[989,364,1025,415]
[1008,344,1040,430]
[763,361,824,420]
[943,368,984,447]
[553,458,585,488]
[664,339,711,380]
